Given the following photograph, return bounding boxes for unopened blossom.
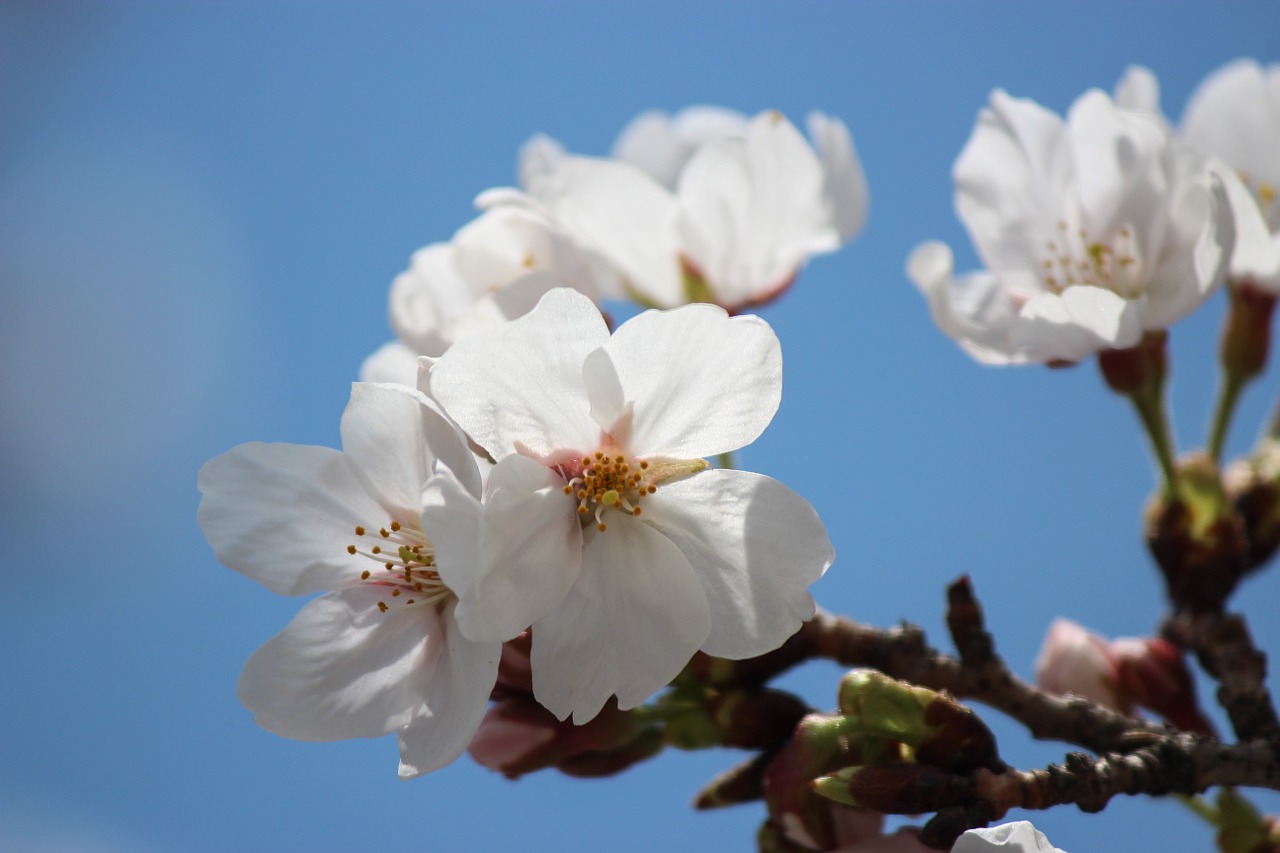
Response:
[951,821,1066,853]
[426,288,834,723]
[908,88,1234,365]
[197,383,497,777]
[1034,618,1126,710]
[518,107,868,312]
[361,201,616,385]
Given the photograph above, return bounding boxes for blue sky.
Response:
[2,2,1278,851]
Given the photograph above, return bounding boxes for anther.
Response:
[371,546,381,554]
[354,526,365,536]
[563,485,573,494]
[377,602,388,612]
[347,545,357,555]
[361,570,371,580]
[390,521,401,532]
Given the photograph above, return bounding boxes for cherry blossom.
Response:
[197,382,497,777]
[951,822,1066,853]
[517,107,867,312]
[907,88,1234,365]
[426,288,834,723]
[361,201,616,385]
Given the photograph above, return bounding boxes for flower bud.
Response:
[763,714,871,851]
[1110,636,1215,735]
[1034,618,1127,711]
[837,670,934,743]
[695,753,771,810]
[812,763,972,814]
[709,688,810,750]
[916,694,1004,774]
[1146,452,1250,609]
[1226,437,1280,571]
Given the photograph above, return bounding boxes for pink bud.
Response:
[1110,637,1215,735]
[1034,619,1128,712]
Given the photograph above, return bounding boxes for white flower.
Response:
[425,288,834,723]
[518,108,868,312]
[361,202,616,385]
[950,821,1066,853]
[908,88,1234,365]
[197,382,498,778]
[1181,59,1280,292]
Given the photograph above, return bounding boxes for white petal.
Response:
[429,288,606,460]
[582,346,626,432]
[388,243,469,357]
[198,442,386,596]
[338,383,432,514]
[955,89,1070,288]
[611,110,689,189]
[397,603,501,778]
[1212,159,1280,290]
[531,513,711,723]
[605,303,781,459]
[905,241,1030,365]
[952,820,1066,853]
[806,111,869,242]
[523,154,685,307]
[518,133,567,191]
[1182,59,1280,189]
[1144,166,1233,328]
[1010,286,1144,362]
[419,465,484,606]
[359,341,421,386]
[643,469,832,658]
[460,454,584,644]
[237,588,439,741]
[1113,65,1162,117]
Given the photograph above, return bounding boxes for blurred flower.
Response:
[361,202,616,384]
[197,383,497,777]
[950,821,1066,853]
[519,107,867,312]
[908,88,1233,364]
[1116,61,1280,293]
[1034,618,1126,710]
[426,288,834,723]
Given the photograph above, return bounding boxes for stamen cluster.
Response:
[1041,222,1140,297]
[346,520,449,611]
[562,450,657,532]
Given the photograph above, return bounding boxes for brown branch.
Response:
[1164,609,1280,743]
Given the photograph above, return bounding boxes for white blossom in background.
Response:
[197,383,497,778]
[425,288,834,723]
[950,821,1066,853]
[518,107,868,312]
[907,88,1234,365]
[361,202,617,385]
[1181,59,1280,292]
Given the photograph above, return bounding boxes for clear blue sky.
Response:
[2,2,1277,851]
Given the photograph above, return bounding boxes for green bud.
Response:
[838,670,934,744]
[811,762,972,814]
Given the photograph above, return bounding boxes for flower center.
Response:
[558,447,710,532]
[1040,221,1142,298]
[345,520,452,612]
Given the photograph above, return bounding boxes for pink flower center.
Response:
[345,520,452,612]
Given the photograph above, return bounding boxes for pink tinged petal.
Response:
[396,604,501,778]
[236,587,439,741]
[1182,59,1280,189]
[643,469,832,659]
[806,111,869,242]
[905,241,1030,366]
[605,303,781,459]
[1009,285,1145,363]
[359,340,420,386]
[198,442,387,596]
[428,288,606,460]
[524,154,685,308]
[955,90,1071,288]
[582,346,626,432]
[531,513,712,723]
[459,454,584,644]
[1144,167,1234,329]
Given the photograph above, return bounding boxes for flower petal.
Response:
[806,111,869,242]
[387,243,469,358]
[1143,166,1233,329]
[1182,59,1280,189]
[582,346,626,432]
[531,513,711,723]
[643,469,831,658]
[419,465,484,606]
[459,454,584,644]
[339,383,436,516]
[1010,285,1145,362]
[237,587,438,741]
[359,340,420,386]
[429,288,606,460]
[605,303,781,459]
[198,442,386,596]
[396,603,501,778]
